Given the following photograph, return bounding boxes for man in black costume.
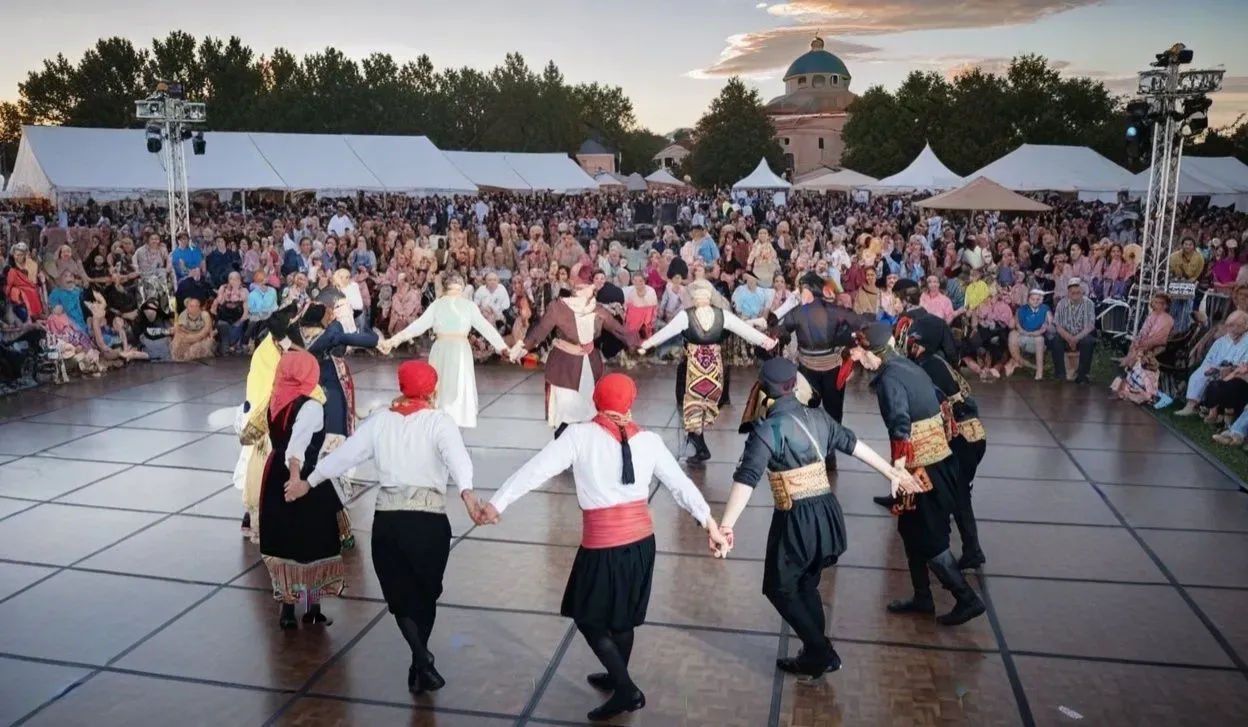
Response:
[844,323,985,626]
[766,273,870,469]
[718,358,919,680]
[904,316,989,571]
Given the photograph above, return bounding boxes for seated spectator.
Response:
[211,271,249,355]
[1176,311,1248,416]
[920,274,955,322]
[175,266,213,312]
[245,270,278,340]
[171,297,216,361]
[5,243,44,320]
[1122,293,1175,369]
[47,273,89,332]
[1009,289,1050,380]
[473,272,510,328]
[132,300,173,361]
[623,270,657,338]
[1048,277,1096,383]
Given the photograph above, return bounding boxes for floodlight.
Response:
[145,125,162,154]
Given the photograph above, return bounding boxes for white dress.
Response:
[390,296,508,428]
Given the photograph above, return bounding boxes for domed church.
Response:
[765,35,857,177]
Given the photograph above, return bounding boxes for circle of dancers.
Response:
[232,271,988,722]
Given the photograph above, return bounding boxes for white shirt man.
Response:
[327,206,355,238]
[473,274,510,322]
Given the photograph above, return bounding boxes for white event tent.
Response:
[871,143,963,191]
[247,133,386,195]
[342,135,476,195]
[645,168,687,187]
[624,173,648,192]
[794,168,878,191]
[442,151,532,191]
[503,153,600,193]
[968,144,1134,195]
[732,158,791,190]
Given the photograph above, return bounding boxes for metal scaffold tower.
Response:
[1126,44,1223,334]
[134,82,207,243]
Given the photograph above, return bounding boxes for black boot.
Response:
[957,548,986,571]
[872,495,896,509]
[278,603,298,630]
[887,558,936,614]
[302,603,333,626]
[776,639,841,680]
[928,550,986,626]
[587,689,646,722]
[398,616,445,693]
[687,432,711,463]
[954,503,986,571]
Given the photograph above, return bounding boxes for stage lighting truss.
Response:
[134,85,207,244]
[1126,47,1224,336]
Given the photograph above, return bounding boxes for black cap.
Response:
[906,315,945,351]
[892,278,920,296]
[798,272,825,295]
[759,357,799,398]
[862,321,894,352]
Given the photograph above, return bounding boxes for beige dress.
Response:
[171,310,215,361]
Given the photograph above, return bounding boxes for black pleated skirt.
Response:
[897,457,960,562]
[762,492,848,594]
[371,511,452,617]
[561,534,656,632]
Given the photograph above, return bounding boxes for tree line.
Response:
[0,31,669,176]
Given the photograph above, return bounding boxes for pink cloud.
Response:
[695,0,1104,77]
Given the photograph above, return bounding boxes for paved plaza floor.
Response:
[0,357,1246,726]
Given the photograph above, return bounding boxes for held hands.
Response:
[707,521,733,559]
[887,467,923,498]
[468,495,500,526]
[763,337,779,351]
[508,345,527,364]
[460,490,482,522]
[284,478,311,502]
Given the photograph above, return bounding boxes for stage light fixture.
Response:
[192,131,206,156]
[145,125,162,154]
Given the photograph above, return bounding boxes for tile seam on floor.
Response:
[977,572,1037,727]
[1018,391,1248,682]
[294,692,526,724]
[514,623,578,727]
[256,520,489,727]
[9,669,102,727]
[767,624,790,727]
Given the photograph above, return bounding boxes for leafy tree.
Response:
[8,32,663,163]
[686,77,784,188]
[1188,116,1248,164]
[616,129,668,175]
[841,56,1125,177]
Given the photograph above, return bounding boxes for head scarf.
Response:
[666,257,689,281]
[269,350,320,417]
[592,373,641,484]
[573,265,595,288]
[392,360,438,416]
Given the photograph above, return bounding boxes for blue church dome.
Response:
[784,37,851,80]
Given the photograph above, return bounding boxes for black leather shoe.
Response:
[586,672,614,691]
[872,495,895,509]
[302,606,333,626]
[777,646,841,680]
[886,596,936,614]
[587,689,645,722]
[415,663,446,692]
[928,550,987,626]
[938,598,986,626]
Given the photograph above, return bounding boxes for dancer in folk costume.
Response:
[291,290,381,550]
[509,266,640,438]
[900,315,989,571]
[478,374,728,722]
[258,350,347,629]
[718,358,918,680]
[301,360,481,694]
[232,305,314,542]
[841,323,985,625]
[380,272,510,428]
[638,280,778,463]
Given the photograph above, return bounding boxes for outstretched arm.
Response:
[488,433,577,516]
[640,310,689,351]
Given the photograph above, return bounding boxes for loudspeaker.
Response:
[659,203,678,225]
[634,202,654,225]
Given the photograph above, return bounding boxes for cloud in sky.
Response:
[695,0,1102,77]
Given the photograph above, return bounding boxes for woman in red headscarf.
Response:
[479,373,728,722]
[258,349,348,630]
[303,360,479,696]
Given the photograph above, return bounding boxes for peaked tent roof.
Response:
[969,144,1134,193]
[872,143,963,191]
[624,173,648,192]
[594,172,625,188]
[1129,165,1226,197]
[732,158,791,190]
[645,168,687,186]
[794,168,878,191]
[1181,157,1248,192]
[443,151,531,191]
[502,153,600,192]
[916,177,1052,212]
[248,133,385,193]
[342,135,476,195]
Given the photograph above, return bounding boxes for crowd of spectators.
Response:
[3,190,1248,450]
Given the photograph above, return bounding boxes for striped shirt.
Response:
[1054,296,1095,335]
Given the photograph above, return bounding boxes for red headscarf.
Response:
[593,373,642,484]
[573,264,595,289]
[392,360,438,415]
[269,350,320,416]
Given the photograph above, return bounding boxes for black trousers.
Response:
[761,497,846,663]
[1204,378,1248,414]
[1049,333,1096,380]
[372,511,452,640]
[800,365,845,423]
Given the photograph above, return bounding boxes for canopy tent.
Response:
[645,168,687,187]
[794,168,878,191]
[916,177,1052,212]
[624,173,647,192]
[502,153,599,193]
[1129,165,1225,198]
[1176,156,1248,209]
[342,135,476,195]
[969,144,1134,193]
[593,172,625,190]
[732,158,791,189]
[7,126,168,200]
[443,151,532,191]
[871,143,963,191]
[248,133,385,194]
